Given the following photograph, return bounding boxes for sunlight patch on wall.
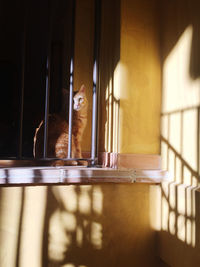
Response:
[161,25,200,176]
[92,186,103,215]
[177,185,186,215]
[105,77,113,153]
[161,195,169,232]
[91,222,102,249]
[186,219,192,245]
[183,166,192,185]
[48,185,103,263]
[61,211,77,232]
[79,187,92,214]
[169,183,176,210]
[19,187,47,267]
[168,150,175,179]
[162,25,200,113]
[161,142,168,170]
[192,220,196,248]
[169,113,181,154]
[175,157,182,183]
[177,215,185,242]
[113,62,129,153]
[76,226,83,247]
[161,182,196,247]
[161,24,199,249]
[104,63,121,153]
[0,188,23,267]
[49,208,77,262]
[52,186,78,213]
[169,211,176,235]
[182,110,198,172]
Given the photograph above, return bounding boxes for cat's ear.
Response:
[79,84,86,93]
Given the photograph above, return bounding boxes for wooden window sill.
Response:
[0,165,171,186]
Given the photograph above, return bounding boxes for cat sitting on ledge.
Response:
[33,85,88,166]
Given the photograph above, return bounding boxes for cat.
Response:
[33,85,88,166]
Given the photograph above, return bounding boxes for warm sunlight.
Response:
[19,187,47,267]
[104,67,120,153]
[48,185,103,263]
[161,24,199,248]
[162,25,200,174]
[162,25,200,113]
[0,188,23,267]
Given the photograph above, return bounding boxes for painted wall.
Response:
[75,0,161,154]
[0,184,160,267]
[159,0,200,266]
[0,0,164,266]
[117,0,161,154]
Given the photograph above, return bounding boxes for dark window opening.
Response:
[0,0,101,166]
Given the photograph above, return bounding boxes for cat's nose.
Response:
[74,104,80,110]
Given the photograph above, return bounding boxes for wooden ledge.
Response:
[0,166,171,186]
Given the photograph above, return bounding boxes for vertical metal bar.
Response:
[91,0,101,165]
[68,0,76,158]
[43,58,50,158]
[91,61,98,162]
[43,0,52,158]
[18,14,26,159]
[68,59,74,158]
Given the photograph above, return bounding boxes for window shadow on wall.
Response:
[98,0,120,154]
[0,180,158,267]
[160,0,200,265]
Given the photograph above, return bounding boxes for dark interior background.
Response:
[0,0,74,157]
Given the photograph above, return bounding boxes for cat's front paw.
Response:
[78,160,88,166]
[51,160,64,167]
[51,160,78,166]
[69,160,78,166]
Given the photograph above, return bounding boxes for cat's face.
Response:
[73,85,88,111]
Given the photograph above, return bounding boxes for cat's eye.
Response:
[79,97,84,103]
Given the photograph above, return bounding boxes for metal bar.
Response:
[68,60,74,158]
[67,0,76,158]
[91,0,101,165]
[43,1,52,158]
[43,58,50,158]
[91,61,98,162]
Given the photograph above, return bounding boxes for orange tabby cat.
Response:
[33,85,88,166]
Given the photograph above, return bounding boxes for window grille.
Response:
[0,0,101,167]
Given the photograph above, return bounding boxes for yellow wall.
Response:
[75,0,161,155]
[159,0,200,266]
[118,0,161,154]
[0,184,160,267]
[158,182,200,267]
[0,1,170,266]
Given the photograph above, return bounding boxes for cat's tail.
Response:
[33,120,44,158]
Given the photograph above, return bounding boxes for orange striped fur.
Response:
[33,85,88,166]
